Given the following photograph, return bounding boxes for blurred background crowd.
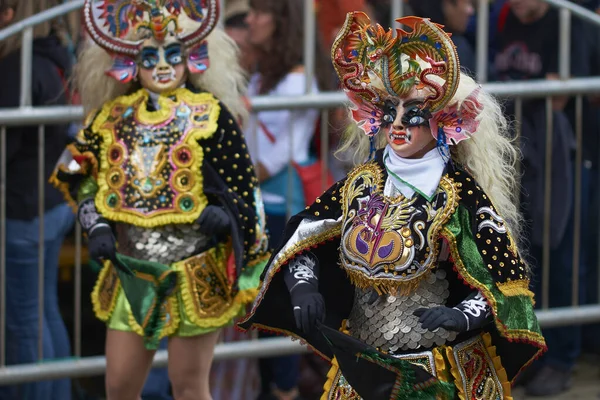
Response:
[0,0,600,399]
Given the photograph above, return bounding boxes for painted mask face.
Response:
[385,90,436,159]
[138,35,187,93]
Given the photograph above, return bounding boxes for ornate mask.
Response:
[83,0,218,84]
[332,13,482,148]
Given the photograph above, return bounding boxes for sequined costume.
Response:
[240,12,546,400]
[50,0,269,349]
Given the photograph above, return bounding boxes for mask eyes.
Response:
[381,100,397,125]
[165,44,183,66]
[401,106,431,128]
[140,47,159,69]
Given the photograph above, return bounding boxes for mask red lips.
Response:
[389,130,412,145]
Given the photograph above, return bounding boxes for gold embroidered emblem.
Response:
[339,163,460,295]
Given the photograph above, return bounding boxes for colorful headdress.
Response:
[84,0,219,82]
[332,12,482,149]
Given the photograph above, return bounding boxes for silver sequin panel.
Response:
[115,223,211,265]
[347,268,457,353]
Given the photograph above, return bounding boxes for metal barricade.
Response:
[0,0,599,386]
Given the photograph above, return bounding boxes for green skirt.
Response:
[91,244,264,343]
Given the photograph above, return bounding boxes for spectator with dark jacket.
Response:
[494,0,591,396]
[0,1,75,399]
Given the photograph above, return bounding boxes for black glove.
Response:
[197,205,230,236]
[413,306,468,333]
[284,252,325,335]
[87,224,117,265]
[291,285,325,335]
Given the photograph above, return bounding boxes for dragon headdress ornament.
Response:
[333,12,483,148]
[83,0,219,82]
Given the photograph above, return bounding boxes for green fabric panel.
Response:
[93,253,177,349]
[444,205,542,336]
[238,259,267,291]
[76,177,99,203]
[107,288,226,337]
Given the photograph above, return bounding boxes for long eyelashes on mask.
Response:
[381,100,397,127]
[401,107,432,128]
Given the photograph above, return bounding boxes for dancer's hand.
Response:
[290,285,325,335]
[87,225,117,265]
[413,306,468,332]
[197,205,230,235]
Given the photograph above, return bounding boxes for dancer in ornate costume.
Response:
[240,12,546,400]
[51,1,269,398]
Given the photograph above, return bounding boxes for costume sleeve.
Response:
[50,110,102,211]
[239,178,355,361]
[284,251,320,293]
[197,101,269,266]
[453,291,492,331]
[442,169,546,381]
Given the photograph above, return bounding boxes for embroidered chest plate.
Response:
[93,88,220,227]
[340,163,459,294]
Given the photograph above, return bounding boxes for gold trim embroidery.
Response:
[441,228,546,351]
[91,261,120,321]
[338,163,461,295]
[94,88,218,228]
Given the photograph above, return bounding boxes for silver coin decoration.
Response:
[115,223,210,265]
[347,268,457,353]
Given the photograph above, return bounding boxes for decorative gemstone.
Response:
[159,195,167,203]
[434,42,442,49]
[369,118,375,124]
[110,174,119,183]
[110,148,120,161]
[456,127,462,132]
[420,34,428,41]
[457,118,463,124]
[142,178,153,192]
[179,197,194,212]
[178,150,190,162]
[107,193,118,207]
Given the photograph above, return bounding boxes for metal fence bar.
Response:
[4,78,600,126]
[0,0,84,41]
[390,0,403,27]
[514,98,523,208]
[545,0,600,26]
[19,28,33,107]
[37,125,46,360]
[476,0,489,83]
[286,114,295,221]
[542,97,553,310]
[320,110,329,192]
[74,223,82,357]
[0,126,6,367]
[572,95,583,306]
[1,303,600,385]
[303,0,315,94]
[559,8,571,80]
[0,337,309,386]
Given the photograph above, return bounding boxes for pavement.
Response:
[512,356,600,400]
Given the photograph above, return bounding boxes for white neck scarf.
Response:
[383,145,447,200]
[147,84,186,110]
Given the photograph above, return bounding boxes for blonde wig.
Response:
[336,73,525,250]
[74,19,247,122]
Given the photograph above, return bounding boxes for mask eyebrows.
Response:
[401,98,426,109]
[141,46,159,56]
